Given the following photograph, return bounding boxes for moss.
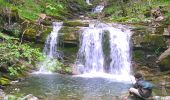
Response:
[18,9,39,21]
[48,14,66,21]
[24,28,37,40]
[60,26,79,33]
[142,34,166,52]
[0,77,10,85]
[22,24,52,43]
[111,16,130,22]
[133,50,146,64]
[63,21,88,27]
[39,26,52,43]
[159,56,170,71]
[59,26,79,40]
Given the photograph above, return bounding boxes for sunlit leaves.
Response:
[0,34,44,76]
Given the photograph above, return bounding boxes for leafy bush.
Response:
[0,32,18,42]
[0,42,44,76]
[40,57,71,73]
[0,32,44,76]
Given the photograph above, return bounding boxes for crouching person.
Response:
[124,73,153,100]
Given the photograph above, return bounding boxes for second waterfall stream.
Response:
[75,22,133,82]
[36,22,63,74]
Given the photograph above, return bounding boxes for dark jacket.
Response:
[133,79,152,98]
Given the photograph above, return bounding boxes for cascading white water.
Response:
[43,22,63,58]
[108,26,131,75]
[86,0,92,5]
[92,5,104,13]
[36,22,63,74]
[76,23,104,73]
[75,22,133,81]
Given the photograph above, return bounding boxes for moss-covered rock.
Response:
[60,26,80,41]
[132,29,166,52]
[0,7,19,23]
[132,30,165,50]
[133,50,146,63]
[159,56,170,71]
[63,21,88,27]
[142,34,166,51]
[22,20,52,44]
[39,26,52,43]
[23,28,37,41]
[0,77,10,85]
[48,15,66,21]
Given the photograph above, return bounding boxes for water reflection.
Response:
[5,74,131,100]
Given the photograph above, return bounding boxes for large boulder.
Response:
[157,48,170,71]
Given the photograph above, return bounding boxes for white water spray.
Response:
[92,5,104,13]
[75,22,133,82]
[36,22,63,74]
[86,0,92,5]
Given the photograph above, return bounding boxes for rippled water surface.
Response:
[5,74,131,100]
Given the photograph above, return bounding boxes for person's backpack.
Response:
[139,80,153,90]
[138,80,153,98]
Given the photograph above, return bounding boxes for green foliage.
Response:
[0,32,44,77]
[0,0,11,7]
[105,0,170,22]
[0,32,18,42]
[72,0,88,10]
[17,0,43,20]
[127,18,142,23]
[0,42,44,76]
[12,28,20,38]
[45,3,64,17]
[165,12,170,17]
[111,16,129,22]
[0,0,90,21]
[0,0,67,21]
[15,0,67,21]
[104,2,120,16]
[42,58,71,73]
[18,9,39,21]
[6,95,16,100]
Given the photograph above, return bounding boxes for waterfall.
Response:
[43,22,63,58]
[75,22,132,80]
[86,0,92,5]
[92,5,104,13]
[108,26,131,75]
[36,22,63,74]
[76,23,105,73]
